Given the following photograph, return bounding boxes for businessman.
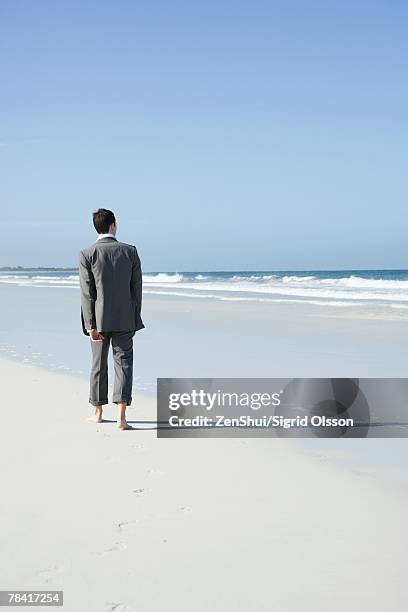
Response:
[79,208,144,430]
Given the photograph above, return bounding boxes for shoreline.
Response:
[1,357,408,611]
[2,289,408,395]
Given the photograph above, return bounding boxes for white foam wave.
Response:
[282,275,316,283]
[0,274,30,279]
[0,277,78,286]
[143,279,408,303]
[1,272,408,306]
[281,274,408,290]
[230,274,279,282]
[143,289,361,307]
[143,273,183,283]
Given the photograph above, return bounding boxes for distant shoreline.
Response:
[2,266,408,273]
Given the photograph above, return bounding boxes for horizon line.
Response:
[1,266,408,273]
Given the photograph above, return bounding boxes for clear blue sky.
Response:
[0,0,407,270]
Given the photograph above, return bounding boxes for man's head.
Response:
[93,208,116,235]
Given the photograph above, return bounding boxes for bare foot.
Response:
[87,414,103,423]
[117,421,133,430]
[116,402,130,429]
[87,407,103,423]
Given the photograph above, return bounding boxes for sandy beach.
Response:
[1,357,408,611]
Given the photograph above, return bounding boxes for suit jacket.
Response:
[79,236,145,336]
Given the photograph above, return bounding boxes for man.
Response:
[79,208,144,430]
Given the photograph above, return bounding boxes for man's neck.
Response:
[96,233,116,241]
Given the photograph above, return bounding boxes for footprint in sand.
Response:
[116,520,139,534]
[106,603,135,612]
[147,468,164,477]
[132,487,152,496]
[97,542,127,556]
[38,563,64,583]
[177,506,193,513]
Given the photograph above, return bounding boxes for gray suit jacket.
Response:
[79,236,145,336]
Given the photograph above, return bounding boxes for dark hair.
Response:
[93,208,116,234]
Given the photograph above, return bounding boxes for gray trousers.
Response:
[89,330,135,407]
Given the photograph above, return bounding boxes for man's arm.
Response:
[130,246,143,318]
[79,250,97,331]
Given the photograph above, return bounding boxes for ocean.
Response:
[2,268,408,309]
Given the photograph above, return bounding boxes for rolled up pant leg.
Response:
[111,330,135,406]
[89,333,111,406]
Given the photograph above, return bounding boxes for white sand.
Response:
[1,357,408,611]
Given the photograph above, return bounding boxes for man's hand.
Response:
[89,329,105,342]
